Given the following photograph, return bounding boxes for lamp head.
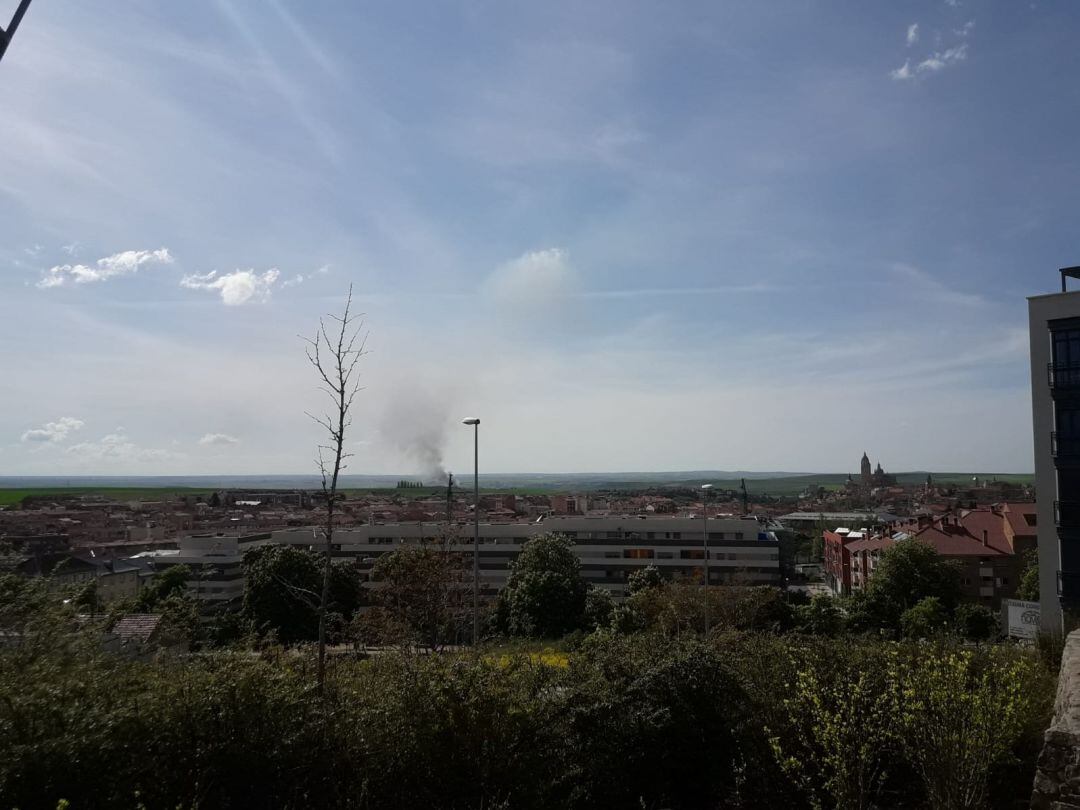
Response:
[462,417,480,425]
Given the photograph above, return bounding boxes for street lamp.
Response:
[701,484,713,635]
[462,417,480,644]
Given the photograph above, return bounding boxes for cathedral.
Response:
[859,451,896,489]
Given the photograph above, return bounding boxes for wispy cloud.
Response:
[891,263,986,307]
[20,416,84,443]
[917,42,969,74]
[37,248,173,288]
[482,248,575,308]
[180,268,281,305]
[199,432,240,446]
[66,429,179,464]
[891,18,972,81]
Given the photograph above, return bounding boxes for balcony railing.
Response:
[1054,500,1080,528]
[1052,432,1080,458]
[1049,362,1080,391]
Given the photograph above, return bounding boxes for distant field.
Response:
[0,487,214,507]
[0,471,1034,506]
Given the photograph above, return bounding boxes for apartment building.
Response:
[1031,270,1080,631]
[130,532,273,606]
[148,516,780,604]
[826,503,1036,607]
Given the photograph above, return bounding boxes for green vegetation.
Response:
[0,469,1033,506]
[0,531,1056,808]
[0,486,215,507]
[0,581,1052,810]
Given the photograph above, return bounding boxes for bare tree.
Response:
[302,285,367,687]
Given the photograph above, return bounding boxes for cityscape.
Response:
[2,1,1080,809]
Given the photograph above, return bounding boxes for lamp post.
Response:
[462,417,480,645]
[701,483,713,635]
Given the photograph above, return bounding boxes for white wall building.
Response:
[135,516,781,605]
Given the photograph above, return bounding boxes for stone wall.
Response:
[1032,631,1080,809]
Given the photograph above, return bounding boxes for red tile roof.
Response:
[956,509,1012,554]
[846,536,896,553]
[1002,502,1038,538]
[914,526,1004,557]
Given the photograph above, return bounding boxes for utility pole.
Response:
[0,0,34,65]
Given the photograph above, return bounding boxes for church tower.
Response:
[860,452,872,486]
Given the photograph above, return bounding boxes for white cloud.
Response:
[198,432,240,446]
[281,273,306,288]
[955,20,975,37]
[66,429,178,464]
[20,416,84,443]
[890,60,914,81]
[483,248,576,308]
[917,43,968,73]
[891,42,968,81]
[37,248,173,288]
[906,23,919,47]
[180,268,281,305]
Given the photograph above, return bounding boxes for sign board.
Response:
[1001,599,1040,640]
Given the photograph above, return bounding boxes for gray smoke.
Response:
[377,386,450,483]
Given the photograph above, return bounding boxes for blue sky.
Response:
[0,0,1073,476]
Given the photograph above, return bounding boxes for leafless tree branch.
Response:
[303,283,369,689]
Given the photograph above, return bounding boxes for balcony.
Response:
[1054,501,1080,529]
[1053,432,1080,459]
[1049,362,1080,391]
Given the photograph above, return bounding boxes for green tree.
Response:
[771,642,900,810]
[496,533,587,638]
[583,586,614,630]
[136,564,192,611]
[953,602,999,643]
[1017,549,1039,601]
[795,593,844,636]
[900,596,949,639]
[366,544,462,647]
[242,545,322,643]
[897,646,1041,810]
[854,540,961,633]
[627,565,665,594]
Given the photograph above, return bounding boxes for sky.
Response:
[0,0,1075,477]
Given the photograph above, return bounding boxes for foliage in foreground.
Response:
[0,609,1054,810]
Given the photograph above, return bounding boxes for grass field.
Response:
[0,487,215,507]
[0,471,1033,507]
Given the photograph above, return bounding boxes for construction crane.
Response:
[0,0,33,65]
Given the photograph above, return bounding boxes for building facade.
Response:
[141,516,781,606]
[1030,276,1080,631]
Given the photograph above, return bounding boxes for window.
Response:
[734,532,744,540]
[623,548,654,559]
[680,549,705,560]
[1053,327,1080,367]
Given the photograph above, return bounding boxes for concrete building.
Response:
[144,516,781,605]
[272,515,780,597]
[130,532,273,607]
[1031,270,1080,631]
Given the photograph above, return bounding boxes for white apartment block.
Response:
[138,516,781,605]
